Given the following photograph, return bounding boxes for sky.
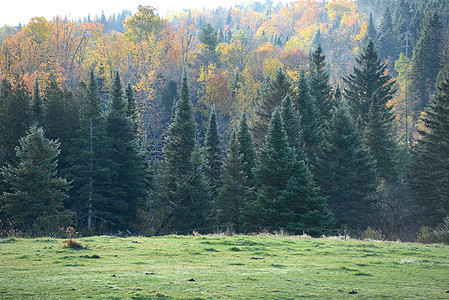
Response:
[0,0,264,26]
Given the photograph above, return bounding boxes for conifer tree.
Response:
[379,7,400,62]
[1,126,71,234]
[410,76,449,227]
[309,45,333,123]
[410,11,443,111]
[294,73,323,168]
[66,71,111,231]
[250,109,332,236]
[344,39,396,129]
[280,95,305,160]
[364,98,398,182]
[0,76,32,166]
[315,101,377,229]
[217,133,247,233]
[362,13,378,46]
[106,71,148,231]
[253,68,291,147]
[204,107,223,200]
[32,79,44,126]
[160,72,210,232]
[236,111,256,189]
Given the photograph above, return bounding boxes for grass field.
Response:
[1,234,448,299]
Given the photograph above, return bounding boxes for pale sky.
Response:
[1,0,262,26]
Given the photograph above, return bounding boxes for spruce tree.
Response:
[309,45,333,123]
[217,133,247,233]
[344,39,396,129]
[106,71,148,231]
[204,107,223,200]
[66,71,111,231]
[253,68,292,147]
[280,94,305,160]
[315,101,377,229]
[293,73,323,168]
[160,72,210,233]
[410,76,449,227]
[410,11,443,111]
[32,79,44,126]
[250,109,332,236]
[1,126,71,234]
[0,76,32,166]
[236,111,256,189]
[379,7,400,62]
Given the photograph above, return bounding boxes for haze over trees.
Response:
[0,0,448,241]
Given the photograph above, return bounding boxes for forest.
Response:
[0,0,448,242]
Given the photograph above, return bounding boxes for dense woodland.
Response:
[0,0,449,241]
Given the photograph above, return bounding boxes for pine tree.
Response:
[250,109,332,236]
[236,111,256,189]
[379,7,400,62]
[106,71,148,231]
[0,76,32,166]
[280,95,305,160]
[363,13,378,46]
[199,23,218,52]
[344,39,396,136]
[1,126,71,234]
[293,73,323,168]
[160,72,210,233]
[410,11,443,111]
[364,98,398,182]
[315,101,377,229]
[204,107,223,200]
[217,133,247,233]
[309,45,333,123]
[253,68,291,147]
[32,79,44,126]
[410,76,449,227]
[66,71,111,231]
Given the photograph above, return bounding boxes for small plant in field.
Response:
[63,239,85,249]
[359,226,385,241]
[434,217,449,245]
[416,226,440,244]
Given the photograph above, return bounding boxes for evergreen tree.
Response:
[309,44,333,123]
[0,76,32,166]
[315,101,377,229]
[280,94,305,160]
[204,107,223,200]
[106,71,148,231]
[236,111,256,189]
[217,133,247,233]
[344,39,396,129]
[249,109,332,236]
[379,7,400,62]
[294,73,323,168]
[160,72,210,232]
[362,13,378,47]
[364,98,398,182]
[66,71,111,231]
[32,79,44,126]
[253,68,291,147]
[410,76,449,227]
[410,11,443,111]
[1,126,71,234]
[199,23,218,52]
[160,79,179,125]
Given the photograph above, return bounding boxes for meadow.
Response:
[1,234,448,299]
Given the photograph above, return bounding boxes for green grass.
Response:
[1,235,449,299]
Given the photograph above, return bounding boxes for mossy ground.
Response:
[1,235,448,299]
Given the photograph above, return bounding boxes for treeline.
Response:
[0,0,449,239]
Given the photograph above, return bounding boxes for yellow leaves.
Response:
[24,17,51,44]
[326,0,360,27]
[263,58,283,77]
[124,5,165,42]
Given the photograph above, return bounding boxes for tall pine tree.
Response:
[410,76,449,227]
[1,126,71,234]
[315,101,377,229]
[106,71,148,231]
[204,107,223,200]
[249,109,332,236]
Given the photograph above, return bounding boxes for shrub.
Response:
[359,227,385,241]
[434,217,449,245]
[416,226,440,244]
[63,239,85,249]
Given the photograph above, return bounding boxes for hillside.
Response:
[1,235,448,299]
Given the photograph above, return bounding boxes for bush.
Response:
[416,226,440,244]
[63,239,85,249]
[359,227,385,241]
[434,217,449,245]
